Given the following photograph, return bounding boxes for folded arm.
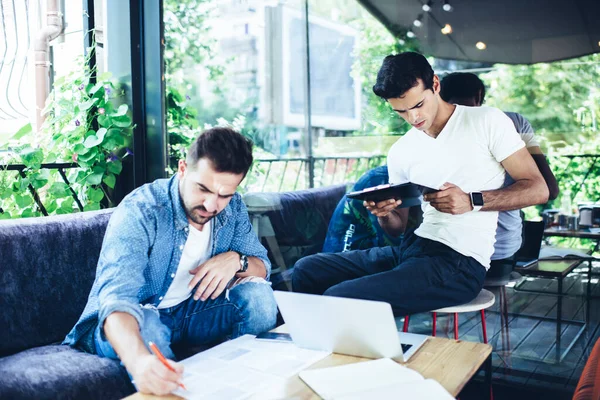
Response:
[482,147,549,211]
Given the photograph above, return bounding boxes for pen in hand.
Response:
[148,341,187,391]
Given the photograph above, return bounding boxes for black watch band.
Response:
[236,252,249,273]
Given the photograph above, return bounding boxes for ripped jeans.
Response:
[94,279,278,360]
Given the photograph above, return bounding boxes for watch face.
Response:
[472,192,484,206]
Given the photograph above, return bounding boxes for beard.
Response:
[188,205,216,225]
[182,199,217,226]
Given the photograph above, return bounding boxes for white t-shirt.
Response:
[492,112,540,260]
[387,105,525,269]
[158,221,213,309]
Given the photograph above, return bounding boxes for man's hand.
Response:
[130,354,184,395]
[364,198,403,218]
[188,252,239,301]
[424,182,472,215]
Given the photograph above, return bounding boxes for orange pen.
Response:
[148,341,187,391]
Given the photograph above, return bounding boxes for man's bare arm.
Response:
[482,147,549,211]
[104,312,183,395]
[362,198,407,237]
[528,146,559,200]
[378,207,410,237]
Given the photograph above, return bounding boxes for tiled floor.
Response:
[403,263,600,399]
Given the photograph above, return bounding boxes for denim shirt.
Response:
[63,175,271,353]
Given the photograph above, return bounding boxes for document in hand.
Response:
[299,358,454,400]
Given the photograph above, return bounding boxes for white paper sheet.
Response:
[174,335,330,400]
[299,358,453,400]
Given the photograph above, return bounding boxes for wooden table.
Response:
[123,330,492,400]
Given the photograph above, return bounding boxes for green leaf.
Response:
[11,123,32,140]
[30,173,49,189]
[101,139,118,150]
[45,153,58,163]
[21,208,35,218]
[83,134,102,148]
[0,188,13,199]
[86,170,104,185]
[107,159,122,174]
[89,82,104,95]
[45,200,58,214]
[19,147,44,169]
[84,202,101,211]
[96,128,107,141]
[79,97,99,110]
[73,143,90,155]
[98,114,112,127]
[18,178,30,191]
[113,115,132,128]
[103,173,116,189]
[60,197,74,212]
[77,148,98,162]
[88,187,105,202]
[48,182,70,197]
[111,104,129,117]
[15,194,33,208]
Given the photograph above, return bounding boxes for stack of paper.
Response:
[299,358,454,400]
[174,335,330,400]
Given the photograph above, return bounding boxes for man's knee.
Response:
[138,307,174,358]
[229,280,277,334]
[323,280,352,298]
[94,306,173,360]
[291,254,318,293]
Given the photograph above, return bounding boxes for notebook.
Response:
[299,358,454,400]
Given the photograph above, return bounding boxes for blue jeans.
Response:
[94,281,278,360]
[292,233,486,316]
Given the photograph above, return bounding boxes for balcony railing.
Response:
[2,154,598,217]
[243,155,387,193]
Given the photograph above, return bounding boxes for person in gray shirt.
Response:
[440,72,559,281]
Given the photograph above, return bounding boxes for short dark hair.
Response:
[372,52,434,100]
[440,72,486,105]
[186,127,253,176]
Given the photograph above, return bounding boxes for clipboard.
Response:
[346,182,437,204]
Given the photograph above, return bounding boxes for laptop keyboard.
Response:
[401,343,413,353]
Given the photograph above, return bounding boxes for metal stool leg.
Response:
[454,313,459,340]
[432,312,437,337]
[481,309,488,344]
[403,315,410,332]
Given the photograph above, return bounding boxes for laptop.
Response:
[514,220,545,268]
[273,291,428,362]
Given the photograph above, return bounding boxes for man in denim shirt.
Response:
[64,127,277,395]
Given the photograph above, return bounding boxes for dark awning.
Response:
[357,0,600,64]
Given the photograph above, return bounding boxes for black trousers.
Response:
[292,233,486,316]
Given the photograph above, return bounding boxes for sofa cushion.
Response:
[0,345,134,400]
[260,184,347,248]
[0,209,113,357]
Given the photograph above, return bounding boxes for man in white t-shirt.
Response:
[440,72,558,281]
[292,52,549,315]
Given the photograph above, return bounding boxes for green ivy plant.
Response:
[0,48,133,219]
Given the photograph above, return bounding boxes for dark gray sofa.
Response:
[0,184,347,400]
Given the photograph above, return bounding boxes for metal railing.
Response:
[0,163,83,216]
[3,153,598,216]
[244,155,387,193]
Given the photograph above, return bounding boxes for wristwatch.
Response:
[470,192,484,212]
[236,252,249,273]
